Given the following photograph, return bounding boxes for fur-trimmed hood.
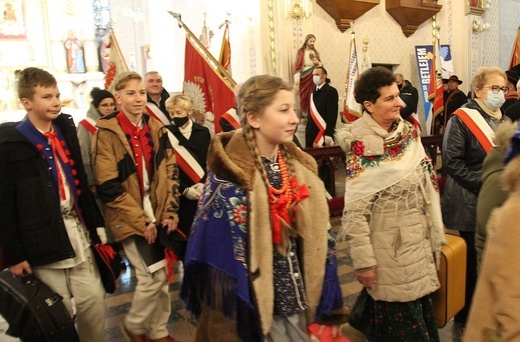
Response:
[482,121,517,184]
[207,129,318,190]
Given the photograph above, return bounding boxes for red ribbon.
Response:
[269,189,289,245]
[269,177,310,245]
[95,244,116,260]
[164,248,177,284]
[290,178,309,222]
[43,131,70,200]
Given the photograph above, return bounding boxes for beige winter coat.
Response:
[463,155,520,342]
[342,115,441,302]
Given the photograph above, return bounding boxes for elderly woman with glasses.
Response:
[77,87,116,195]
[442,66,509,328]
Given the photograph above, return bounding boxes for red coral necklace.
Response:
[267,149,309,245]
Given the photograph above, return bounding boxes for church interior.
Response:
[1,0,519,341]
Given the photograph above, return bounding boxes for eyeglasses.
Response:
[99,103,116,108]
[483,85,510,95]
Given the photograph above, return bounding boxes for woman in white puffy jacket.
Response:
[338,67,445,342]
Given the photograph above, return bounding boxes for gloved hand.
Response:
[307,323,349,342]
[96,227,108,244]
[183,183,204,200]
[192,182,204,192]
[324,136,334,146]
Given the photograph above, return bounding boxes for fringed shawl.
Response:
[343,114,445,266]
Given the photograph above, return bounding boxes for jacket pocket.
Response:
[16,178,51,230]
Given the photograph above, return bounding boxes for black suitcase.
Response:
[0,270,79,341]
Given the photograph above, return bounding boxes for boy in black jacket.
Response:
[0,67,106,341]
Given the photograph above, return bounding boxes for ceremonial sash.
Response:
[309,92,326,147]
[398,96,422,134]
[453,108,494,154]
[79,117,97,134]
[409,113,423,135]
[166,131,205,184]
[221,108,241,130]
[146,103,170,126]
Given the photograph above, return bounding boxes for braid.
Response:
[279,145,296,179]
[244,124,270,190]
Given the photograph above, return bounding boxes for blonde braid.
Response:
[243,123,271,191]
[280,145,300,240]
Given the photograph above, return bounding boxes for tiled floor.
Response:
[101,216,463,342]
[0,217,463,342]
[0,164,463,341]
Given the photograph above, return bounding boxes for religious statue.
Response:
[294,34,322,115]
[64,30,86,73]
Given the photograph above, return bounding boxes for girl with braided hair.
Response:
[181,74,348,341]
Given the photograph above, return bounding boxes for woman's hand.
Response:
[356,267,377,290]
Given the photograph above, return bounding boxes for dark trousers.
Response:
[454,231,477,324]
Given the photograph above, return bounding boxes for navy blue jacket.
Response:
[0,114,104,267]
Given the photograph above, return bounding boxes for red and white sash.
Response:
[398,96,422,134]
[453,108,494,154]
[147,102,205,183]
[146,103,170,126]
[309,92,326,147]
[166,131,205,184]
[221,108,241,130]
[79,117,97,134]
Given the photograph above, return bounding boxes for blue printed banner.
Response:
[414,44,453,132]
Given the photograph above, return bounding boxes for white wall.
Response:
[110,0,263,93]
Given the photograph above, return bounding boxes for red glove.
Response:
[307,322,350,342]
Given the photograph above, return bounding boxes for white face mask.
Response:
[313,75,321,86]
[483,90,506,111]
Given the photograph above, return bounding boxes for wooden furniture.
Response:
[303,145,346,216]
[303,135,446,216]
[316,0,442,36]
[421,134,446,191]
[316,0,380,32]
[386,0,442,37]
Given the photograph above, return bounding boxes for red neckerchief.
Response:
[43,130,70,200]
[116,112,154,195]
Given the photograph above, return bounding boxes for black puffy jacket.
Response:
[441,99,504,232]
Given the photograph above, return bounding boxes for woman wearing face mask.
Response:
[163,94,210,260]
[442,66,509,329]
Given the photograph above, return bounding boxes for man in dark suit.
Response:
[395,73,419,122]
[305,66,338,194]
[305,66,338,148]
[441,75,467,133]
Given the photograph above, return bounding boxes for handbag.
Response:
[91,244,122,294]
[0,270,80,341]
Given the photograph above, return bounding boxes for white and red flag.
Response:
[218,20,231,74]
[343,33,362,122]
[103,30,128,91]
[509,26,520,69]
[183,37,235,133]
[428,38,444,135]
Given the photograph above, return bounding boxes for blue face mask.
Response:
[313,75,321,86]
[484,90,506,111]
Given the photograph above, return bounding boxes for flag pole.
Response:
[509,26,520,69]
[168,12,236,88]
[109,30,129,71]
